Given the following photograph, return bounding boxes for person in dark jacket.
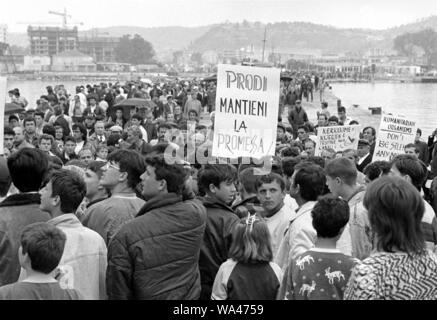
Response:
[197,164,240,300]
[0,148,51,286]
[106,155,207,300]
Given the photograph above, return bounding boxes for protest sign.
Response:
[315,124,361,156]
[0,77,6,155]
[373,114,417,162]
[212,64,280,158]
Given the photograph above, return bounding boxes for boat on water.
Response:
[421,70,437,83]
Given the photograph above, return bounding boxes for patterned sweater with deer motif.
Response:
[278,248,358,300]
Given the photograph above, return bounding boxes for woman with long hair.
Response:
[344,176,437,300]
[211,214,282,300]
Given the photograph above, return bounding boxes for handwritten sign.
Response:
[315,125,361,156]
[212,64,280,158]
[0,77,6,155]
[373,114,417,161]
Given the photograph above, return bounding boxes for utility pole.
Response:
[261,26,267,63]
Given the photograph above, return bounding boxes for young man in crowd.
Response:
[414,129,429,164]
[0,149,51,286]
[362,126,376,157]
[60,136,78,164]
[23,117,39,147]
[0,222,82,300]
[37,169,107,299]
[256,173,295,259]
[275,162,327,270]
[82,150,146,245]
[13,127,34,150]
[325,158,373,260]
[197,164,240,300]
[4,127,15,155]
[288,100,309,139]
[106,155,206,300]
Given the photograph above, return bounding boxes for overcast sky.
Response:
[3,0,437,33]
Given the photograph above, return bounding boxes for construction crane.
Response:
[48,8,83,28]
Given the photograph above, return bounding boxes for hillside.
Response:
[6,15,437,57]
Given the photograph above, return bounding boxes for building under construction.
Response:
[28,26,79,56]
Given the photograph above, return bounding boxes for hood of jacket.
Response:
[0,193,41,207]
[137,193,182,217]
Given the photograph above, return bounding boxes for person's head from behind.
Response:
[312,195,350,241]
[198,164,237,205]
[325,157,357,197]
[390,154,427,192]
[364,176,425,254]
[238,167,258,198]
[39,169,86,215]
[228,214,273,263]
[19,222,66,274]
[100,149,146,192]
[404,143,420,158]
[289,162,326,201]
[342,149,358,164]
[141,155,186,201]
[363,161,391,184]
[8,148,49,193]
[255,173,286,215]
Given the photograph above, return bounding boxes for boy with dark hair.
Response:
[198,164,240,300]
[363,161,391,184]
[0,222,81,300]
[106,155,206,299]
[60,136,78,164]
[0,149,51,286]
[37,169,107,300]
[82,149,145,245]
[4,127,15,154]
[278,196,357,300]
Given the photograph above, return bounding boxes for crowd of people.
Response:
[0,77,437,300]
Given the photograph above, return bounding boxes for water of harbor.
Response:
[333,82,437,137]
[6,79,437,137]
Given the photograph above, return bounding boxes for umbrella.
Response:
[203,74,217,82]
[4,103,25,115]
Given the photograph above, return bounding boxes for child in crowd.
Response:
[95,144,108,162]
[212,214,282,300]
[198,164,240,300]
[0,222,82,300]
[278,196,358,300]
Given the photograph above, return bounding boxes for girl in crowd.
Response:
[344,176,437,300]
[211,214,282,300]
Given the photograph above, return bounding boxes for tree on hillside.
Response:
[115,34,155,65]
[393,29,437,65]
